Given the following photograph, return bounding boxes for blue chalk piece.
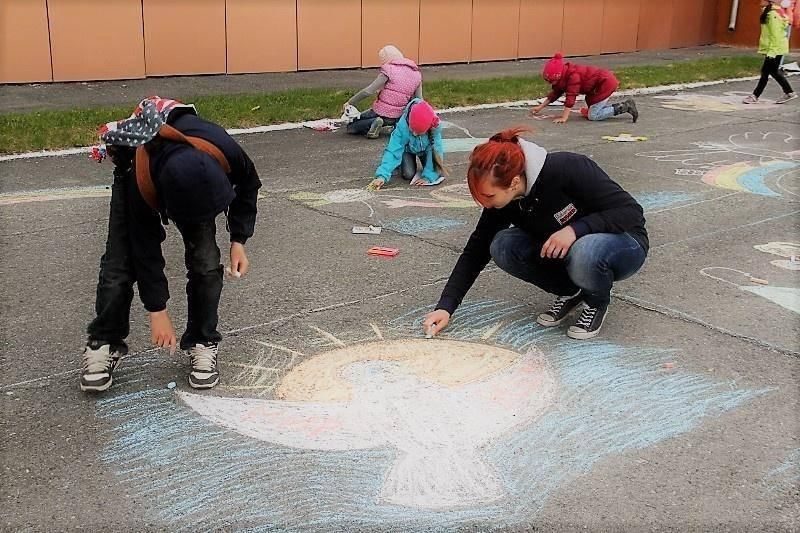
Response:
[167,382,176,390]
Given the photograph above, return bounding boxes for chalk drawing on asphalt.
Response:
[0,185,111,206]
[382,216,466,235]
[700,267,800,314]
[754,242,800,271]
[637,132,800,197]
[654,91,781,112]
[96,300,771,530]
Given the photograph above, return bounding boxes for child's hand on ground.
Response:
[529,103,546,116]
[150,310,177,354]
[553,108,571,124]
[422,309,451,338]
[367,178,385,190]
[541,226,577,259]
[229,242,249,278]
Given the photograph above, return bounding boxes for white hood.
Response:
[518,138,548,196]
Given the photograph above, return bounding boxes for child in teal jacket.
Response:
[369,99,447,189]
[744,0,796,104]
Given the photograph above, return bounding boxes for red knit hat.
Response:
[408,100,439,135]
[542,52,565,83]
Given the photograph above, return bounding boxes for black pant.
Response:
[345,109,397,135]
[87,171,224,350]
[754,55,794,98]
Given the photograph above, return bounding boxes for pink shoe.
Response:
[742,94,758,104]
[776,92,798,104]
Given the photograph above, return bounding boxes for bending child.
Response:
[530,52,638,124]
[344,45,423,139]
[369,99,447,189]
[81,97,262,392]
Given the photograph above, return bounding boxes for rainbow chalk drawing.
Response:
[633,191,703,211]
[96,300,770,530]
[637,132,800,198]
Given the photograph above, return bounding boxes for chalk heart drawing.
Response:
[654,91,780,112]
[637,132,800,198]
[179,339,555,509]
[755,242,800,271]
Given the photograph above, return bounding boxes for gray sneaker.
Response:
[366,117,384,139]
[776,92,798,104]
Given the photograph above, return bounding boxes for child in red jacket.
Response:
[530,52,638,124]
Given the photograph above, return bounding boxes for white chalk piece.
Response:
[425,324,434,339]
[749,277,769,285]
[167,382,176,390]
[225,266,242,279]
[352,225,382,235]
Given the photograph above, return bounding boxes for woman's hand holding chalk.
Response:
[422,309,451,339]
[229,242,249,279]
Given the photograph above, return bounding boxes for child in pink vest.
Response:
[530,52,638,124]
[344,45,423,139]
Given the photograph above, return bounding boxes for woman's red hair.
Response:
[467,127,530,203]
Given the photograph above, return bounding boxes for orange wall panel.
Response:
[518,0,564,58]
[698,0,718,45]
[48,0,144,81]
[419,0,472,64]
[637,0,673,50]
[670,0,703,48]
[143,0,226,76]
[298,0,361,70]
[227,0,297,74]
[602,0,640,53]
[472,0,520,62]
[362,0,420,67]
[0,0,52,83]
[562,0,603,56]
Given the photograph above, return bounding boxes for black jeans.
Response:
[754,55,794,97]
[394,151,428,180]
[345,109,397,135]
[87,171,224,350]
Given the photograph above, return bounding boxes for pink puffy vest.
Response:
[372,58,422,119]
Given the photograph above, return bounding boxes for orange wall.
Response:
[143,0,226,76]
[362,0,420,67]
[227,0,297,74]
[48,0,145,81]
[0,0,52,83]
[518,0,564,58]
[602,0,641,54]
[419,0,472,64]
[562,0,604,56]
[716,0,800,49]
[298,0,361,70]
[1,0,730,83]
[472,0,520,62]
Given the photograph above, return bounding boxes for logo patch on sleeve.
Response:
[554,203,577,225]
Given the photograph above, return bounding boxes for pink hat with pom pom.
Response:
[542,52,565,82]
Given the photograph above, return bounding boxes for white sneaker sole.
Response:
[189,376,220,389]
[566,311,608,340]
[80,376,113,392]
[536,313,571,327]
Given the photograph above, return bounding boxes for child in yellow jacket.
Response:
[744,0,797,104]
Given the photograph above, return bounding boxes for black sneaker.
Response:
[80,341,126,392]
[366,117,384,139]
[188,342,220,389]
[536,291,583,327]
[567,304,609,340]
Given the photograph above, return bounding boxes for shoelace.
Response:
[191,344,218,373]
[82,346,114,373]
[575,307,598,329]
[547,295,574,316]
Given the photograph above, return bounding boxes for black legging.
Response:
[753,55,794,98]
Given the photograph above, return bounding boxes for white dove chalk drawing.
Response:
[179,339,556,509]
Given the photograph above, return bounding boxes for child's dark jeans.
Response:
[346,109,397,135]
[87,170,224,351]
